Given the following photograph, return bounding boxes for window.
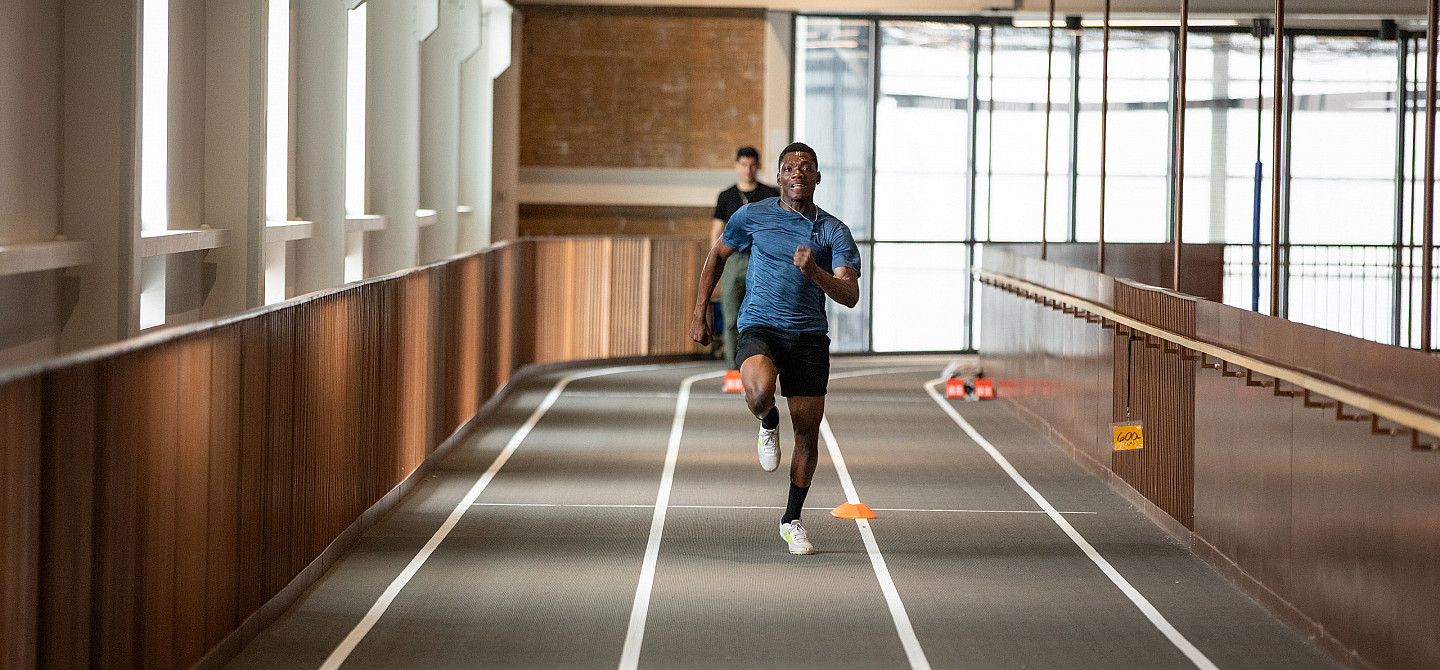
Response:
[265,0,291,304]
[139,0,169,329]
[1077,29,1172,243]
[795,16,875,352]
[345,1,368,282]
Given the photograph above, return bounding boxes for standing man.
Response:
[711,147,780,370]
[689,142,861,555]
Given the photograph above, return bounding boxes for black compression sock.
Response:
[760,407,779,430]
[781,483,809,524]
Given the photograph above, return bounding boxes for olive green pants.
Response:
[720,252,749,370]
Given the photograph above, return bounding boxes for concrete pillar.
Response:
[457,0,492,252]
[0,0,62,365]
[293,0,348,293]
[59,0,142,349]
[364,0,421,276]
[419,0,461,264]
[490,7,519,242]
[200,0,266,317]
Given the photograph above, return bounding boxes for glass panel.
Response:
[1180,33,1273,245]
[1288,36,1397,245]
[872,243,968,351]
[1076,29,1172,243]
[796,16,874,352]
[977,26,1072,242]
[874,21,971,242]
[827,242,873,352]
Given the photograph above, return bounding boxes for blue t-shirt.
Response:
[721,197,862,334]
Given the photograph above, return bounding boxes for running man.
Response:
[711,147,780,370]
[689,142,862,555]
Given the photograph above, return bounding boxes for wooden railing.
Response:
[978,248,1440,670]
[0,236,706,670]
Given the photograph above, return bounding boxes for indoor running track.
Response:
[223,357,1340,670]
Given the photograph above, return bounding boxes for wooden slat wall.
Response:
[0,236,705,670]
[1112,281,1198,529]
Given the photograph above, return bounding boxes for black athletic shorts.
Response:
[736,326,831,397]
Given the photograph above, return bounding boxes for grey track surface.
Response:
[223,357,1341,670]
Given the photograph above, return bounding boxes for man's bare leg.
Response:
[785,395,825,488]
[740,354,778,420]
[775,394,823,555]
[741,355,783,472]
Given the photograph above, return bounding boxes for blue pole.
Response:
[1252,160,1263,312]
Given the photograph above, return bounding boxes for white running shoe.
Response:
[779,521,814,555]
[757,427,780,472]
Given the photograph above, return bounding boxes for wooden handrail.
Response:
[976,268,1440,440]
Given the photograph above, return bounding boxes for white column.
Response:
[419,0,461,264]
[59,0,142,348]
[0,0,63,365]
[293,0,348,293]
[457,0,492,252]
[201,0,267,317]
[364,0,422,275]
[489,6,519,242]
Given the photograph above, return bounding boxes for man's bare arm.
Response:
[690,239,737,345]
[793,245,859,308]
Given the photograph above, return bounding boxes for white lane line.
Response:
[923,379,1220,670]
[828,365,941,381]
[618,370,726,670]
[821,417,931,670]
[317,363,673,670]
[470,502,1095,514]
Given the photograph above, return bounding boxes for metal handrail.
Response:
[975,267,1440,441]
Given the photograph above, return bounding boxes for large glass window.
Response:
[795,18,1427,352]
[979,27,1072,243]
[1182,33,1272,246]
[874,22,971,242]
[796,16,875,352]
[1288,36,1397,245]
[1076,29,1172,243]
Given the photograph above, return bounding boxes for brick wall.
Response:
[518,5,768,236]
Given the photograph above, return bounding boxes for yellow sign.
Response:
[1111,422,1144,451]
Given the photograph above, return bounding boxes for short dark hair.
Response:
[778,142,818,170]
[735,146,760,161]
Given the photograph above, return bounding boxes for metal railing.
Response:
[1221,243,1440,349]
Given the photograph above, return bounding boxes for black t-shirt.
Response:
[713,183,781,225]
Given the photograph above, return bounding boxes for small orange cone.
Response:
[831,502,877,519]
[975,378,996,399]
[723,369,743,393]
[945,377,966,398]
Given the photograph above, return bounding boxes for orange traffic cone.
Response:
[831,502,877,519]
[723,369,743,393]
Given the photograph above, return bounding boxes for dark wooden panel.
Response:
[205,325,242,647]
[172,336,213,666]
[138,346,179,669]
[0,378,41,670]
[92,356,141,669]
[39,366,95,669]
